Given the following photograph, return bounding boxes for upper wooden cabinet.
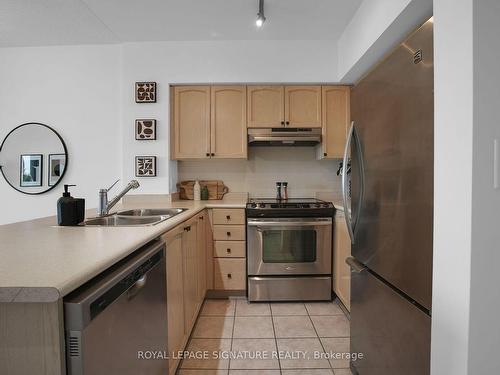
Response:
[211,86,247,158]
[284,86,322,128]
[247,86,285,128]
[171,85,247,160]
[172,86,211,159]
[319,86,351,159]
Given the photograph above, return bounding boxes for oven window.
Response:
[262,229,317,263]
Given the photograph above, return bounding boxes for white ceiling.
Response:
[0,0,362,47]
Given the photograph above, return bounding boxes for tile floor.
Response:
[177,298,352,375]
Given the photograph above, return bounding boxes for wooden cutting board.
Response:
[177,180,229,200]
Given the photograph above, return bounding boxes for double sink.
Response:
[84,208,187,227]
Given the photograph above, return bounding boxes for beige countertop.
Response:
[0,196,247,302]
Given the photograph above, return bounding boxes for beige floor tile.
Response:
[273,315,317,338]
[333,369,353,375]
[305,302,344,316]
[233,316,274,338]
[180,338,231,369]
[229,338,279,369]
[229,371,280,375]
[201,299,236,316]
[178,370,228,375]
[320,337,350,368]
[282,370,335,375]
[271,302,308,316]
[310,315,350,338]
[276,338,330,369]
[235,299,271,316]
[192,316,234,338]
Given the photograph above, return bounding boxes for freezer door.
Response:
[350,19,434,309]
[350,267,431,375]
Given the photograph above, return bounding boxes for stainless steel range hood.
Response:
[248,128,321,146]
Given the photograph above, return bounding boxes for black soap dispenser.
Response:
[57,185,85,226]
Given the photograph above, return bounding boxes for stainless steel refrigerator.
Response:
[343,19,433,375]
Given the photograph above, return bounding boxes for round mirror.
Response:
[0,122,68,195]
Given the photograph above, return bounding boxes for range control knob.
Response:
[250,203,257,208]
[314,203,321,208]
[259,203,266,208]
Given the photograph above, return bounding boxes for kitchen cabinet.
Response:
[284,85,322,128]
[172,86,211,159]
[163,226,186,375]
[318,86,351,159]
[196,212,207,303]
[171,85,247,160]
[333,211,351,311]
[247,85,285,128]
[182,216,199,333]
[214,258,246,290]
[211,86,247,158]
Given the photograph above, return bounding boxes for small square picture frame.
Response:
[135,156,157,177]
[48,154,66,186]
[20,154,43,187]
[135,82,157,103]
[135,119,156,140]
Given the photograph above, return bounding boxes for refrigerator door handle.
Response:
[346,256,367,273]
[342,121,355,243]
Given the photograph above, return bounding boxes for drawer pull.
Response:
[227,273,232,279]
[226,248,231,253]
[226,215,231,220]
[226,231,231,237]
[184,226,191,232]
[199,216,204,220]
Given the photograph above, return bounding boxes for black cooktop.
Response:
[246,198,335,218]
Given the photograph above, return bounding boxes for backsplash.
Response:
[177,147,342,198]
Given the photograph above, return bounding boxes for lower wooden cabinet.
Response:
[333,211,352,311]
[214,258,246,290]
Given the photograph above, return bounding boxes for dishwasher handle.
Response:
[126,274,147,300]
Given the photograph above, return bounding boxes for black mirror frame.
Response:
[0,122,69,195]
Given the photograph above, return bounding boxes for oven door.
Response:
[247,217,332,275]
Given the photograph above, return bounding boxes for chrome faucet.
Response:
[98,179,140,216]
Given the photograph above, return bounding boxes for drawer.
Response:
[213,209,245,225]
[214,258,246,290]
[214,241,246,258]
[213,225,245,241]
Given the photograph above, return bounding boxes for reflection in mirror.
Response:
[0,123,68,195]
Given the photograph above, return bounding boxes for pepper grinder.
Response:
[276,182,282,200]
[282,182,288,200]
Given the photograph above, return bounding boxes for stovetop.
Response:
[246,198,335,218]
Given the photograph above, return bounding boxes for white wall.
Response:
[120,40,338,194]
[0,45,121,225]
[468,1,500,373]
[337,0,432,83]
[178,147,341,199]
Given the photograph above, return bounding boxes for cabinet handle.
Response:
[211,153,215,156]
[199,216,204,220]
[227,273,232,279]
[226,231,231,237]
[226,248,231,253]
[226,215,231,220]
[184,226,191,232]
[281,121,285,126]
[324,152,327,157]
[286,121,290,126]
[206,153,210,157]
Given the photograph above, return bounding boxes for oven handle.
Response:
[247,220,332,227]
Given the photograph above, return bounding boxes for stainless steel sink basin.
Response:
[84,215,168,227]
[116,208,187,217]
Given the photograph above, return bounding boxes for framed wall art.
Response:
[135,82,156,103]
[48,154,66,186]
[135,156,156,177]
[20,154,43,187]
[135,119,156,140]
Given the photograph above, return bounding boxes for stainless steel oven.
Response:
[247,217,332,275]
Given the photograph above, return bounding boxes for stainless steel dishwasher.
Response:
[64,239,168,375]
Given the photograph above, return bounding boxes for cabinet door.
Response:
[334,213,352,311]
[211,86,247,158]
[182,218,199,333]
[162,228,186,375]
[196,212,207,304]
[284,85,322,128]
[172,86,211,159]
[247,85,284,128]
[320,86,350,159]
